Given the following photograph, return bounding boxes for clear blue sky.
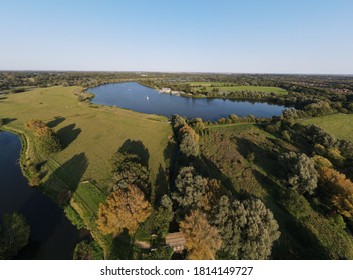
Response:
[0,0,352,74]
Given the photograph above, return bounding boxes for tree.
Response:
[279,152,318,194]
[26,119,61,153]
[111,151,149,195]
[173,166,208,209]
[212,197,280,260]
[73,241,103,260]
[96,184,152,236]
[189,118,206,134]
[152,195,174,237]
[303,125,337,149]
[179,125,200,157]
[173,167,225,212]
[171,114,187,132]
[0,212,30,259]
[319,167,353,219]
[179,210,222,260]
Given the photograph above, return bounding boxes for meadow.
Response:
[187,82,287,95]
[301,113,353,142]
[1,86,172,256]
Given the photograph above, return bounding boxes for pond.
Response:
[88,82,286,121]
[0,131,86,260]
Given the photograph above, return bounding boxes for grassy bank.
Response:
[1,86,173,257]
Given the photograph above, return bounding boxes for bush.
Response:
[64,205,85,230]
[73,241,103,260]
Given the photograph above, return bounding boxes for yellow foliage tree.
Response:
[319,167,353,218]
[179,210,222,260]
[179,125,199,143]
[96,184,152,236]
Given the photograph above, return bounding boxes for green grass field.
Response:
[187,82,287,95]
[301,113,353,142]
[1,86,173,257]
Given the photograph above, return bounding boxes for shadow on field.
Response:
[47,116,66,128]
[0,96,7,102]
[2,117,17,124]
[118,139,150,167]
[155,165,168,206]
[235,137,282,177]
[45,153,88,203]
[192,154,235,197]
[109,229,133,260]
[57,123,81,149]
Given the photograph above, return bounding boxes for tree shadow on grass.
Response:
[118,139,150,167]
[46,116,66,128]
[44,153,88,204]
[36,160,48,180]
[57,124,81,150]
[235,137,283,178]
[0,96,7,102]
[251,169,325,260]
[2,117,17,125]
[155,165,168,206]
[109,229,133,260]
[192,154,237,198]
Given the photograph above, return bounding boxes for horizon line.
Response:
[0,69,352,76]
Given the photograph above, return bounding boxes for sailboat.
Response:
[146,96,149,101]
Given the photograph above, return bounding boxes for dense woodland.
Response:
[1,71,353,260]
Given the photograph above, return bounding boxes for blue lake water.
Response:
[88,82,286,121]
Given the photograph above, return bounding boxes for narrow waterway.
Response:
[0,131,86,259]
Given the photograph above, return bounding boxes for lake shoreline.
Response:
[0,129,87,259]
[87,82,286,121]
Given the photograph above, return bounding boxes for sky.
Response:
[0,0,352,74]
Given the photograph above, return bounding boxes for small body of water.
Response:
[0,131,86,260]
[89,82,286,121]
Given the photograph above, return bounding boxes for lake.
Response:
[0,131,86,260]
[88,82,286,121]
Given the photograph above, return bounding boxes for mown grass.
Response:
[1,86,173,257]
[187,82,287,95]
[301,113,353,142]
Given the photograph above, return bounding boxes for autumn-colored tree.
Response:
[189,118,206,134]
[96,184,152,236]
[179,125,200,157]
[171,114,187,132]
[319,167,353,219]
[312,155,333,169]
[201,179,225,212]
[179,210,222,260]
[26,119,61,153]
